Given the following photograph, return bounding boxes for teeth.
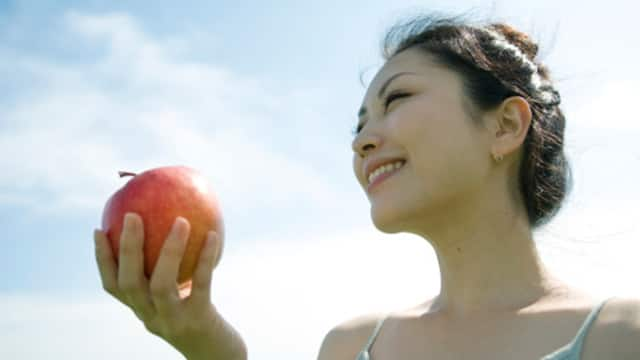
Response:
[368,161,405,184]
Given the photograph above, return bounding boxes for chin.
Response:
[369,197,438,236]
[370,208,406,234]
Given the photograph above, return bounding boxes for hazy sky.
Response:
[1,0,639,359]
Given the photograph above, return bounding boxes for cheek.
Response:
[398,115,475,181]
[388,95,442,136]
[389,105,439,155]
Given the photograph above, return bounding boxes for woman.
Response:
[94,13,640,360]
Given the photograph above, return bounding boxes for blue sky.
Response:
[1,0,639,359]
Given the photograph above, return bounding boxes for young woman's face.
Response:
[352,48,495,234]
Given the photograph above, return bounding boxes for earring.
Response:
[493,153,503,162]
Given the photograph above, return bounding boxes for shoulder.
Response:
[316,312,387,360]
[596,296,640,334]
[582,296,640,360]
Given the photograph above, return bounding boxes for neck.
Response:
[415,185,569,319]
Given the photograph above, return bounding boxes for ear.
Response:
[491,96,532,158]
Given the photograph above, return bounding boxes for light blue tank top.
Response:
[356,297,612,360]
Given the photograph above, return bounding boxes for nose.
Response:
[352,131,381,158]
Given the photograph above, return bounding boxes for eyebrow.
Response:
[357,71,417,119]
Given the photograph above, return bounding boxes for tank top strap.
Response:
[362,313,389,352]
[571,297,614,353]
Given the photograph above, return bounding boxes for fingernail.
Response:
[126,214,136,231]
[173,216,185,231]
[124,212,134,225]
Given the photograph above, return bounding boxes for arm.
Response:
[181,310,247,360]
[95,214,247,360]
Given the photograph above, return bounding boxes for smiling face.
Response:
[352,48,497,235]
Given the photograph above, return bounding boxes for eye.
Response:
[351,92,410,136]
[384,91,410,110]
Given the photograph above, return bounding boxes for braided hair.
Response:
[380,13,572,229]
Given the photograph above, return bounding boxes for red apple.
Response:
[101,166,224,286]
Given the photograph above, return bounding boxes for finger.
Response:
[94,229,125,304]
[178,280,193,300]
[190,230,223,304]
[117,213,155,320]
[149,216,189,315]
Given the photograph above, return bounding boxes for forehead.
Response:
[368,50,434,89]
[359,49,449,114]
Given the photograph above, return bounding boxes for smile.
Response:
[367,161,406,192]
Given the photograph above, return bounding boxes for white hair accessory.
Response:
[481,27,557,104]
[485,29,537,71]
[482,29,542,85]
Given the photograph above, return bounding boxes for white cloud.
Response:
[567,80,640,132]
[0,294,185,360]
[2,222,638,359]
[0,10,341,217]
[0,229,438,360]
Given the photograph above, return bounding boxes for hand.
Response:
[94,213,245,359]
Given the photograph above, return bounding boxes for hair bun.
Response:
[489,23,539,61]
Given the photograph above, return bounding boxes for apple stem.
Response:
[118,171,138,178]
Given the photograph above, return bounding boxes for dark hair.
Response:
[380,13,572,229]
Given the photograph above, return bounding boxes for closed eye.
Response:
[384,91,410,110]
[351,92,411,136]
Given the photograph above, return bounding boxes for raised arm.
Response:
[94,213,247,360]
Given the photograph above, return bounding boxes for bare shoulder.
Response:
[592,296,640,333]
[316,312,387,360]
[583,296,640,360]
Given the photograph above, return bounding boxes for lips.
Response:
[366,160,406,192]
[363,157,407,184]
